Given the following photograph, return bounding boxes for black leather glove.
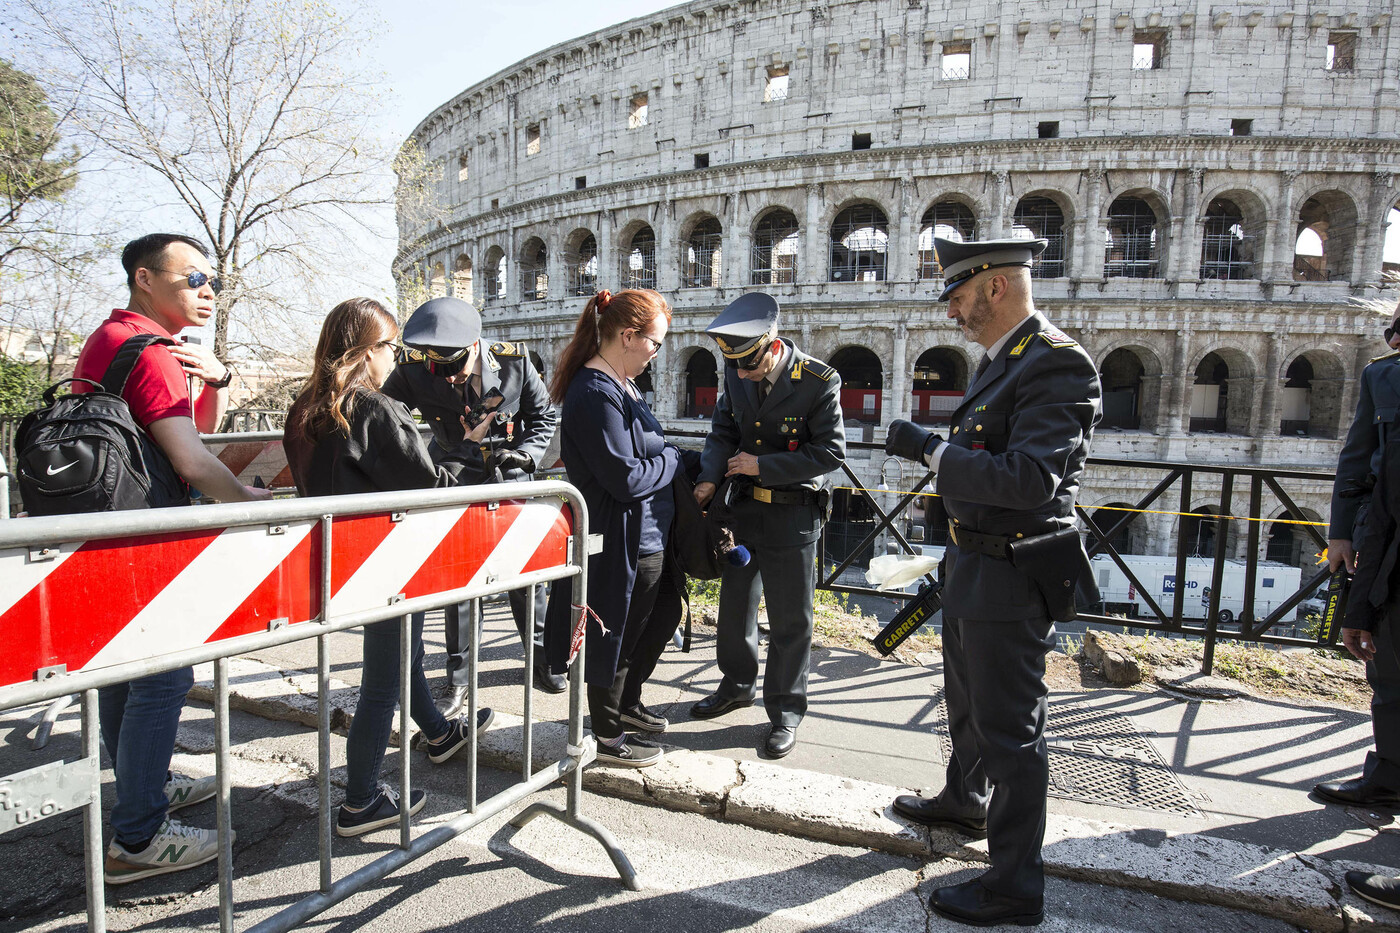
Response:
[491,448,535,475]
[885,419,942,464]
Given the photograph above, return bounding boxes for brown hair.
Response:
[286,297,398,445]
[549,289,671,402]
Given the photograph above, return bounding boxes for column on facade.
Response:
[1268,171,1299,283]
[889,322,910,421]
[1358,172,1397,284]
[656,196,681,294]
[1172,168,1204,282]
[804,184,824,285]
[597,211,615,295]
[1079,168,1105,280]
[891,178,917,283]
[723,193,745,289]
[1162,328,1190,435]
[986,171,1009,239]
[1253,333,1284,437]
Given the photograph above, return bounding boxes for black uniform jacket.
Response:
[937,312,1102,622]
[1349,429,1400,633]
[697,340,846,548]
[381,341,558,481]
[1331,351,1400,541]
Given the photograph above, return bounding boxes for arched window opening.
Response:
[1183,507,1221,558]
[830,346,883,421]
[1200,198,1255,280]
[482,248,506,303]
[684,217,723,288]
[528,350,546,381]
[1189,352,1229,433]
[1090,503,1144,556]
[1280,357,1314,435]
[1104,196,1161,278]
[1012,197,1067,278]
[1100,349,1145,430]
[1383,205,1400,283]
[829,204,889,282]
[684,349,719,418]
[751,210,799,285]
[565,233,598,296]
[452,254,473,302]
[1294,195,1357,282]
[519,238,547,301]
[912,348,967,425]
[623,226,657,290]
[917,202,975,279]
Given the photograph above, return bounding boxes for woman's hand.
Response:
[460,411,498,443]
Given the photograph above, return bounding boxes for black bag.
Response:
[15,334,190,516]
[669,472,742,581]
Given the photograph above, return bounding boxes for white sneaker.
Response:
[104,817,228,885]
[164,771,217,811]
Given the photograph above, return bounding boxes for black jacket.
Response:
[1349,431,1400,633]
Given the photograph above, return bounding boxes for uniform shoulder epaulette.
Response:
[798,358,835,381]
[1036,325,1079,349]
[403,347,427,363]
[490,341,525,357]
[1369,349,1400,364]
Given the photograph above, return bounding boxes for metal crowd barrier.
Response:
[0,481,636,933]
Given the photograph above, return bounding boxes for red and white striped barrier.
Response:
[205,437,294,489]
[0,498,572,689]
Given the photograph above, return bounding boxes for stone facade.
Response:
[397,0,1400,566]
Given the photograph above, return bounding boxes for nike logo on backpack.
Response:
[46,461,78,476]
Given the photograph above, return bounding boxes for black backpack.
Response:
[15,334,191,516]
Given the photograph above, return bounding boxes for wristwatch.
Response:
[205,367,233,389]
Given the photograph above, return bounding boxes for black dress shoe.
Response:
[1313,777,1400,809]
[437,685,469,719]
[533,664,567,694]
[891,795,988,839]
[690,693,754,720]
[765,725,797,758]
[930,879,1043,927]
[1346,870,1400,911]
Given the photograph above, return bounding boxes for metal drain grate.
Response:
[934,696,1201,817]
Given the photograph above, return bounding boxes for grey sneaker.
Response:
[104,818,226,884]
[593,734,663,768]
[164,771,217,811]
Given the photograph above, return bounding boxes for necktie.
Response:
[758,379,771,405]
[973,354,991,382]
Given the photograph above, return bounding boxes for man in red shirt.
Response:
[76,233,270,884]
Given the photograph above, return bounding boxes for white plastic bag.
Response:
[865,553,940,592]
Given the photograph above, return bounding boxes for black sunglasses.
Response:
[157,268,223,295]
[424,354,470,378]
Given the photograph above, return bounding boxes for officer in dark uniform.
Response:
[381,296,564,710]
[690,293,846,759]
[883,237,1102,928]
[1314,303,1400,810]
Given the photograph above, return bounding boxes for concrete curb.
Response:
[200,658,1400,933]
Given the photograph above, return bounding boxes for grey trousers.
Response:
[443,584,549,688]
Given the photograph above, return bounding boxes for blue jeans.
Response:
[345,615,451,809]
[99,666,194,847]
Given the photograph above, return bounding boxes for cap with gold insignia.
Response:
[934,236,1048,301]
[705,292,780,369]
[402,296,482,371]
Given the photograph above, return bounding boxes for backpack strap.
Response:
[101,334,178,395]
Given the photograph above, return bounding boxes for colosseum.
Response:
[396,0,1400,574]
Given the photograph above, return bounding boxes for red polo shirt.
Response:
[72,309,193,427]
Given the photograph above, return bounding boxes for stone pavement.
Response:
[184,596,1400,931]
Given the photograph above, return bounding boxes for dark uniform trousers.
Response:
[1366,594,1400,788]
[940,615,1057,901]
[443,587,548,688]
[714,513,819,728]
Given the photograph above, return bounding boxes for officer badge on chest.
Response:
[779,415,802,450]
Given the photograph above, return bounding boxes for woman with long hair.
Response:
[284,297,495,835]
[545,288,683,767]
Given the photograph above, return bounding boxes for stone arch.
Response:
[562,227,599,297]
[1104,190,1169,278]
[429,261,447,299]
[1099,347,1149,431]
[1294,189,1360,282]
[829,201,890,283]
[680,212,723,288]
[452,252,473,302]
[917,200,977,280]
[751,207,801,285]
[1182,505,1224,558]
[1199,190,1267,280]
[482,245,506,303]
[1265,507,1323,569]
[1013,191,1073,279]
[830,344,884,422]
[912,346,969,425]
[528,349,546,381]
[1089,502,1148,555]
[681,345,718,418]
[1279,347,1346,439]
[619,222,657,290]
[518,236,548,301]
[1188,347,1254,434]
[1382,201,1400,283]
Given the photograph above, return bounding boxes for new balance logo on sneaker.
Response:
[164,771,217,811]
[104,817,229,885]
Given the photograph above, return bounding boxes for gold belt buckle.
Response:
[752,486,773,504]
[947,521,959,546]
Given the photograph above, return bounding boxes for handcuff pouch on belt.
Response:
[950,521,1088,622]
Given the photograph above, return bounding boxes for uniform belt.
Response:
[744,485,815,506]
[948,523,1012,560]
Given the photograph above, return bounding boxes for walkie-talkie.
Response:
[1321,570,1352,644]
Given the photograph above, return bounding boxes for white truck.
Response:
[1088,553,1306,624]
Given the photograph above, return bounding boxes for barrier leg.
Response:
[32,694,73,750]
[215,657,235,933]
[521,587,534,782]
[317,634,332,892]
[398,613,411,850]
[468,598,479,813]
[82,688,107,933]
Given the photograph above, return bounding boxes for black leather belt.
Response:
[743,485,816,506]
[948,522,1012,560]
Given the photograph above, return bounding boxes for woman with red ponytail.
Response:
[544,289,684,767]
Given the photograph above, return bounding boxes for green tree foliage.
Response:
[0,58,78,269]
[0,355,47,417]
